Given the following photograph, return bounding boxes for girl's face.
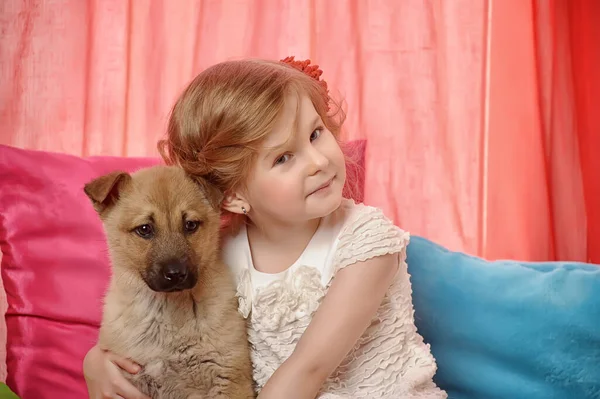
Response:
[241,93,346,226]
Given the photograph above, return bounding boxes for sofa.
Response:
[1,143,599,399]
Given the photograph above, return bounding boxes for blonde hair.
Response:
[158,58,347,228]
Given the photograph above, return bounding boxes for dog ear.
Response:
[84,171,131,215]
[192,176,224,211]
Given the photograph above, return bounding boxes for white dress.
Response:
[223,199,447,398]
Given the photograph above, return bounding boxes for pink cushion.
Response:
[0,147,160,398]
[0,141,365,398]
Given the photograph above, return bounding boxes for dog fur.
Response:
[84,165,254,399]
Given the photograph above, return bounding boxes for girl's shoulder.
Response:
[335,199,409,245]
[324,199,411,282]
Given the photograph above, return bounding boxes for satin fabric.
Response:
[0,146,160,397]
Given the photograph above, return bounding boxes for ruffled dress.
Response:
[222,199,447,398]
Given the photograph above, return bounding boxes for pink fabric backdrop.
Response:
[1,0,598,264]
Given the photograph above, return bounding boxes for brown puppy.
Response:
[84,165,254,399]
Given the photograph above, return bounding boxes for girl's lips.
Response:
[309,176,335,196]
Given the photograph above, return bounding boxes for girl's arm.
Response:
[257,252,399,399]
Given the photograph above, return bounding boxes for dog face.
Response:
[84,166,223,293]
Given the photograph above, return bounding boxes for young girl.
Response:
[83,57,447,399]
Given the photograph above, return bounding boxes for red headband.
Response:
[280,56,330,111]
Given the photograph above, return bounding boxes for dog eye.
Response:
[184,220,201,233]
[135,224,154,239]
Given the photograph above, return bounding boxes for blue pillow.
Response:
[407,236,600,399]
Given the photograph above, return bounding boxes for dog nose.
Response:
[145,259,197,292]
[162,263,188,284]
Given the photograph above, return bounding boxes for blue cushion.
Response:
[407,236,600,399]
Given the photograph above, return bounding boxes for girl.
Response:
[83,57,447,399]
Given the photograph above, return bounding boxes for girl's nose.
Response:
[306,148,330,175]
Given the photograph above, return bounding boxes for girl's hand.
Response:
[83,344,150,399]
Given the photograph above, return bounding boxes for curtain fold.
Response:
[531,0,600,263]
[567,1,600,264]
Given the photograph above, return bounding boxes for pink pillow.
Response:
[0,146,160,398]
[0,142,365,398]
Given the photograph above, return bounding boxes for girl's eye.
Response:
[310,129,322,142]
[274,153,291,166]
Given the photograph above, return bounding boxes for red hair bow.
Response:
[280,56,330,110]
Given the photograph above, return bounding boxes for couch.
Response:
[1,143,599,399]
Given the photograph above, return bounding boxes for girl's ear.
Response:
[222,191,250,215]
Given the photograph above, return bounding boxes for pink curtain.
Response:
[534,0,600,264]
[1,0,598,262]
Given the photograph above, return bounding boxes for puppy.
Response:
[84,165,254,399]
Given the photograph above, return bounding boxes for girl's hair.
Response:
[157,57,354,231]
